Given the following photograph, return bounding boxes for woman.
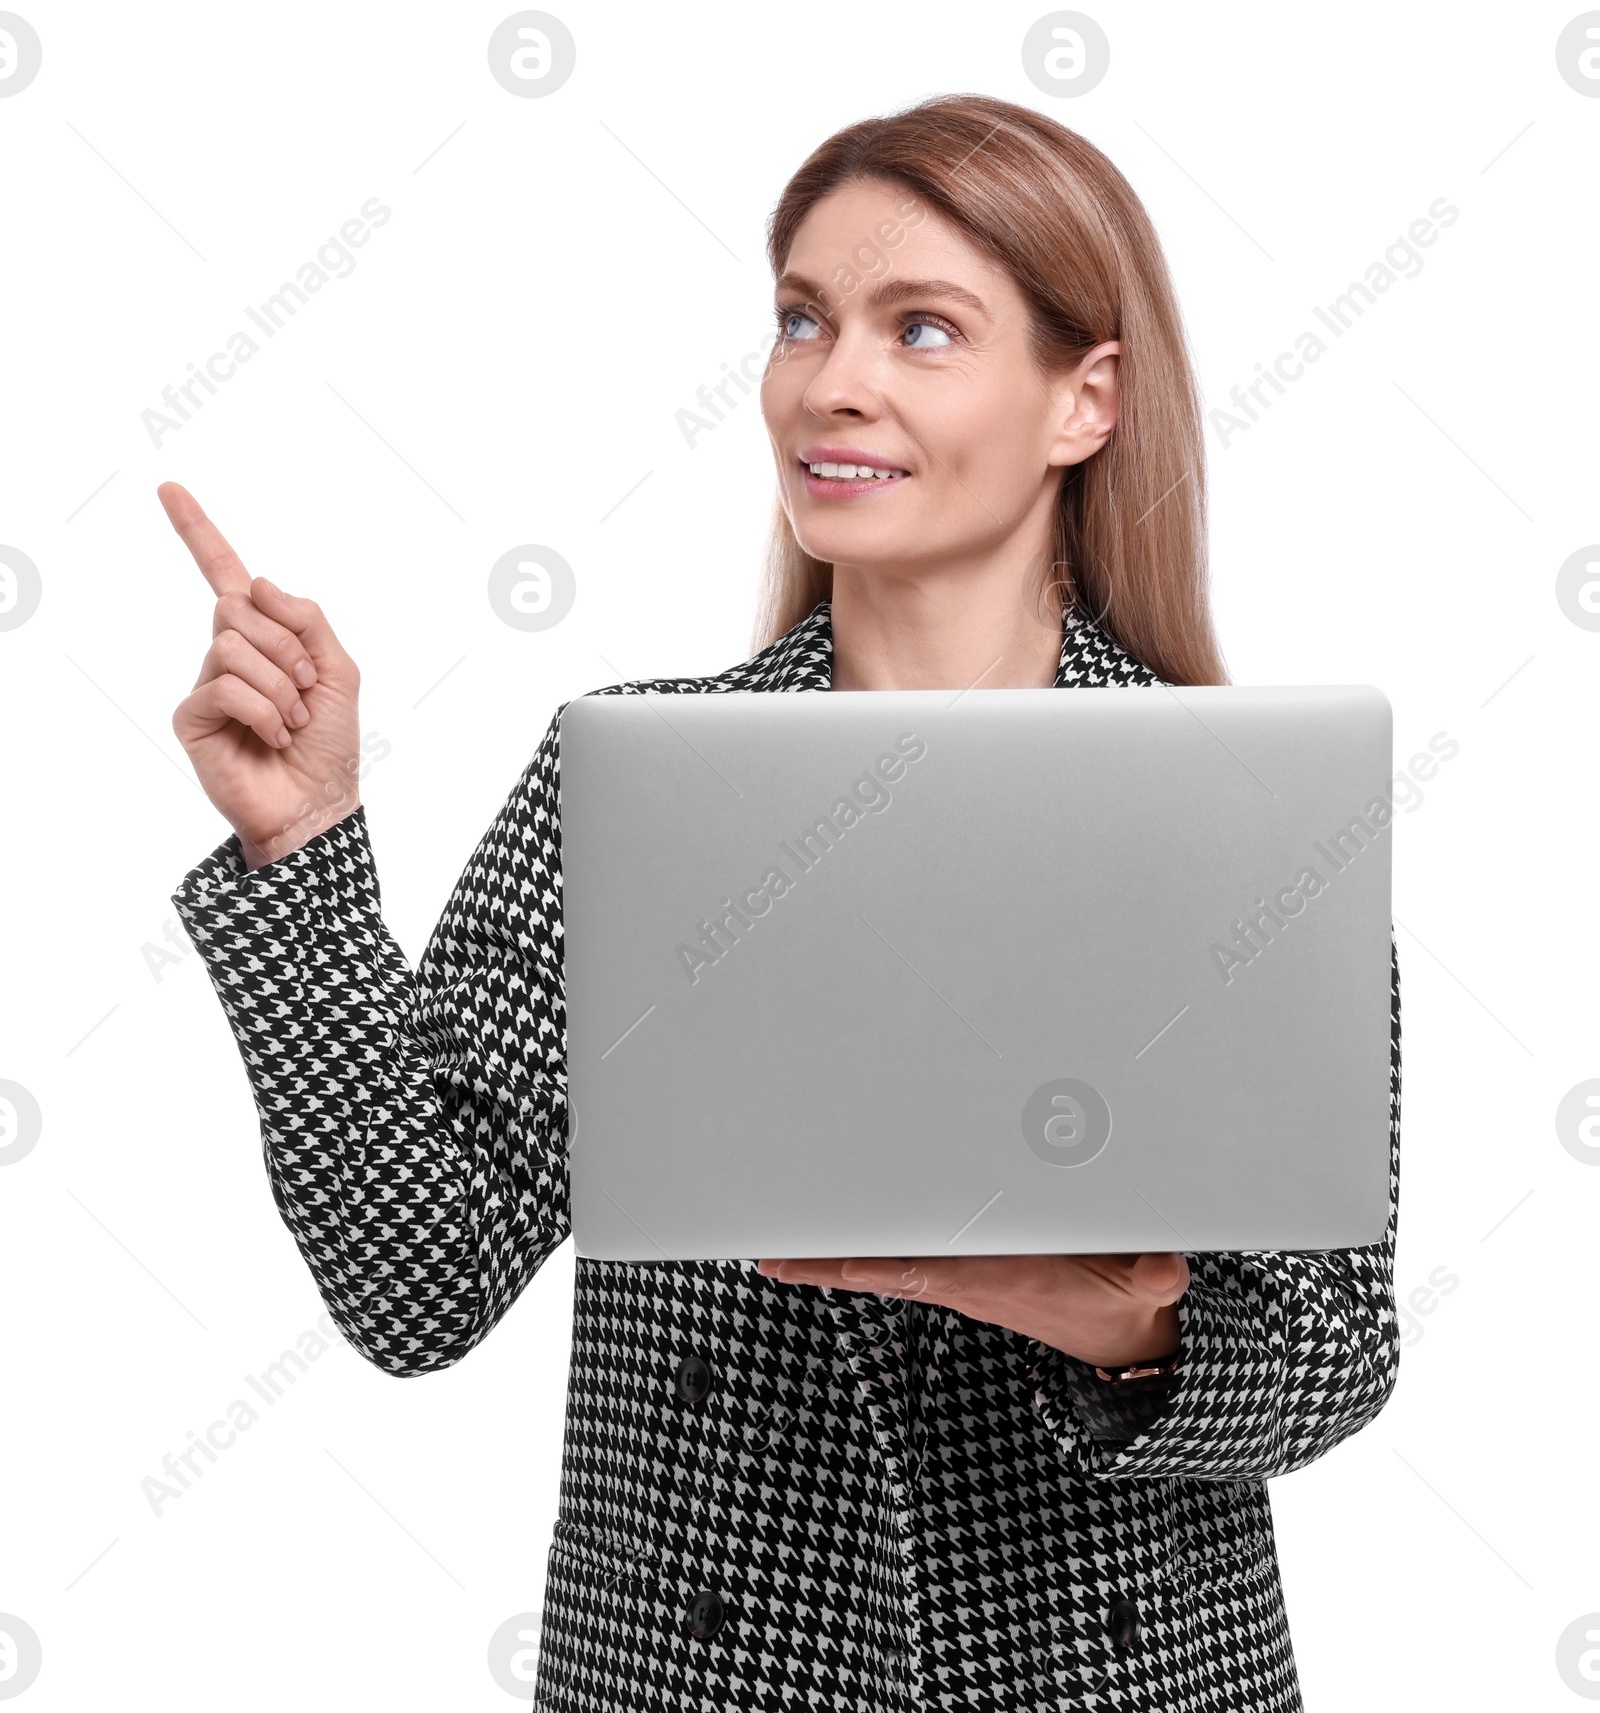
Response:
[166,93,1400,1712]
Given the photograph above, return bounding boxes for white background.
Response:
[2,1,1597,1707]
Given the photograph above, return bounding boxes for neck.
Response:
[827,552,1065,691]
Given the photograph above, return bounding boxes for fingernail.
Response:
[293,660,316,688]
[278,727,293,746]
[289,701,309,726]
[256,577,278,596]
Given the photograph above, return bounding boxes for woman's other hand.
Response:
[756,1252,1190,1369]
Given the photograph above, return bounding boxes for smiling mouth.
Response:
[799,458,910,485]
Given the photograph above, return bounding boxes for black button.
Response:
[1107,1596,1140,1653]
[674,1354,713,1404]
[686,1588,724,1640]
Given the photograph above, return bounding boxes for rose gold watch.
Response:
[1092,1348,1182,1384]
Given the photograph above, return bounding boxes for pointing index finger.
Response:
[157,481,253,598]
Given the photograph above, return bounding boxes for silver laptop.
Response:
[560,686,1393,1260]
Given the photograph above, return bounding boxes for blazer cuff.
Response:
[1029,1273,1275,1477]
[1029,1342,1182,1446]
[171,806,380,948]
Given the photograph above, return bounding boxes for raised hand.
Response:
[163,482,363,870]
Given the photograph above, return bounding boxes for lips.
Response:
[798,464,909,498]
[795,446,911,493]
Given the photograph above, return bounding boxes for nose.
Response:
[799,326,886,423]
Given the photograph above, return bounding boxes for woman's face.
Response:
[761,176,1117,585]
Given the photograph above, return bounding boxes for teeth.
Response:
[807,461,903,480]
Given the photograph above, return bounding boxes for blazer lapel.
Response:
[1055,601,1169,689]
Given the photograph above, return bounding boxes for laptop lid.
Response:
[560,685,1393,1260]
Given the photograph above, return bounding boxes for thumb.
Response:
[1128,1251,1190,1304]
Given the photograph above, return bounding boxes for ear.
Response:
[1045,340,1120,468]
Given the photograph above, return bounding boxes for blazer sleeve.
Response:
[169,709,571,1378]
[1027,935,1403,1480]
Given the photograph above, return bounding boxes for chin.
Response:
[794,524,914,570]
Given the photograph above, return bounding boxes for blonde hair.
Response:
[752,92,1227,687]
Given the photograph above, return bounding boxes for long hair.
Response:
[752,93,1227,687]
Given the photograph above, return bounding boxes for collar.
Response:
[725,598,1165,693]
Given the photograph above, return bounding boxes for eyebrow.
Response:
[775,272,990,317]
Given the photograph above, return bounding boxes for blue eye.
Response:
[903,320,953,349]
[780,308,822,341]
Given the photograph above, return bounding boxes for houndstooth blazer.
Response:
[171,597,1402,1712]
